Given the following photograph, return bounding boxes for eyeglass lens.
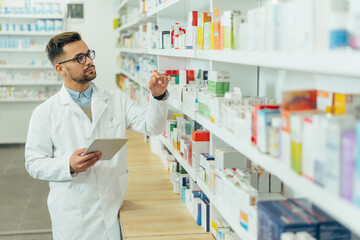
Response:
[78,51,95,64]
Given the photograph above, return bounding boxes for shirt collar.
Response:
[66,84,93,100]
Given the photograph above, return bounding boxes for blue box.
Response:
[258,198,350,240]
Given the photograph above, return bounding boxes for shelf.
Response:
[0,98,46,103]
[148,49,196,58]
[0,14,63,19]
[160,135,196,180]
[116,0,128,12]
[146,0,180,18]
[182,105,196,120]
[194,113,360,237]
[0,82,62,86]
[196,50,360,77]
[119,48,147,54]
[168,98,182,112]
[0,65,53,69]
[0,31,61,36]
[118,18,143,32]
[0,49,45,53]
[118,69,148,89]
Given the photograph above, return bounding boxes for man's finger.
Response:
[81,152,101,162]
[74,148,87,155]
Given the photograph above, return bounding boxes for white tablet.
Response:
[82,138,129,160]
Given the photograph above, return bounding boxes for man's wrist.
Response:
[153,90,168,100]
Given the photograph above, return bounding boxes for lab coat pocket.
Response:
[48,188,82,237]
[102,117,125,137]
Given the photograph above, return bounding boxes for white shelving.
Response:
[0,65,53,69]
[118,69,148,89]
[146,0,180,18]
[0,98,46,103]
[0,49,45,53]
[0,14,63,19]
[167,100,360,237]
[0,31,61,36]
[0,82,62,86]
[116,0,129,12]
[160,135,196,180]
[119,48,147,54]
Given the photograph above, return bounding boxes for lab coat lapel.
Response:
[59,85,87,118]
[91,84,108,132]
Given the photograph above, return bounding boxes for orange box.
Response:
[220,15,224,50]
[282,90,317,111]
[213,8,220,50]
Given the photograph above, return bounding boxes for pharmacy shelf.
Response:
[160,135,196,180]
[0,14,63,19]
[148,49,196,58]
[168,98,182,112]
[119,48,147,54]
[195,113,360,237]
[0,82,62,86]
[0,65,53,69]
[0,49,45,53]
[196,178,252,240]
[167,98,360,236]
[146,0,181,18]
[0,98,46,103]
[0,31,61,36]
[118,69,148,89]
[117,0,180,32]
[116,0,128,12]
[182,105,196,120]
[196,50,360,77]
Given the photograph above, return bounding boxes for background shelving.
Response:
[114,0,360,238]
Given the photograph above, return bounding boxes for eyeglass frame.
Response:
[58,50,95,65]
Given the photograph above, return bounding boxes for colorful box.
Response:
[191,131,210,171]
[333,93,360,115]
[282,90,317,111]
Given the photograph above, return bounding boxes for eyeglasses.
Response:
[58,50,95,65]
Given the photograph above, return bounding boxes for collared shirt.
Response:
[66,84,93,108]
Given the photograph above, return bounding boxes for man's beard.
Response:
[69,65,97,84]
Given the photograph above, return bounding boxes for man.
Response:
[25,32,170,240]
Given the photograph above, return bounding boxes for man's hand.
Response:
[149,72,171,97]
[70,148,102,173]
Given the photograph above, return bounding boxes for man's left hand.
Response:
[149,72,171,97]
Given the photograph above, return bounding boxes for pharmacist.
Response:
[25,32,170,240]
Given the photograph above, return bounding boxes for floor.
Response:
[0,131,213,240]
[0,144,52,240]
[120,131,213,240]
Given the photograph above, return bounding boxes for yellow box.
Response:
[334,93,360,115]
[197,26,204,49]
[172,113,182,120]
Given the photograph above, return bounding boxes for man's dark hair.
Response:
[46,32,82,66]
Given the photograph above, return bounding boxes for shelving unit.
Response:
[0,98,46,103]
[0,65,53,69]
[0,7,65,144]
[115,0,360,238]
[0,82,62,86]
[118,69,148,89]
[0,49,45,53]
[0,14,63,19]
[0,31,61,36]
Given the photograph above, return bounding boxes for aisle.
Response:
[120,131,213,240]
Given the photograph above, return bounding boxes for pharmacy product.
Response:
[257,108,281,154]
[191,131,210,171]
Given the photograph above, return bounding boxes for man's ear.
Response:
[55,64,63,75]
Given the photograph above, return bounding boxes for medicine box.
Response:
[190,131,210,171]
[258,198,350,240]
[282,90,317,111]
[333,93,360,115]
[252,104,280,145]
[354,121,360,207]
[257,108,281,154]
[215,148,250,169]
[207,71,230,97]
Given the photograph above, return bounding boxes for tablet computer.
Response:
[82,138,129,160]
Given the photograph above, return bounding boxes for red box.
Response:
[186,70,195,82]
[252,104,281,145]
[192,131,210,142]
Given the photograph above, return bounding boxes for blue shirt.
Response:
[66,84,93,108]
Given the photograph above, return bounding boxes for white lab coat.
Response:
[25,83,168,240]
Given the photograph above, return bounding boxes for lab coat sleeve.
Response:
[124,91,168,136]
[25,108,75,182]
